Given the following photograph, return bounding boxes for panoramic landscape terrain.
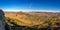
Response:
[5,11,60,30]
[0,0,60,30]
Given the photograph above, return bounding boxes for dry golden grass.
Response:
[5,12,60,28]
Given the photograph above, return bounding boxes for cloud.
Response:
[29,3,32,9]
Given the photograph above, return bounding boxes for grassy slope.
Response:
[5,12,60,28]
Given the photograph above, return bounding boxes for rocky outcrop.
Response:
[0,9,5,30]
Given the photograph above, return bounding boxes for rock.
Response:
[0,9,5,30]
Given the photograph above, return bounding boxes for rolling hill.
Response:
[5,12,60,28]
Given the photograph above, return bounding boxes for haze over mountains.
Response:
[3,10,60,13]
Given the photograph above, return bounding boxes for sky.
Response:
[0,0,60,12]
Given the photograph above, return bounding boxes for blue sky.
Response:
[0,0,60,12]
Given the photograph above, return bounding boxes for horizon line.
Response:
[3,10,60,12]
